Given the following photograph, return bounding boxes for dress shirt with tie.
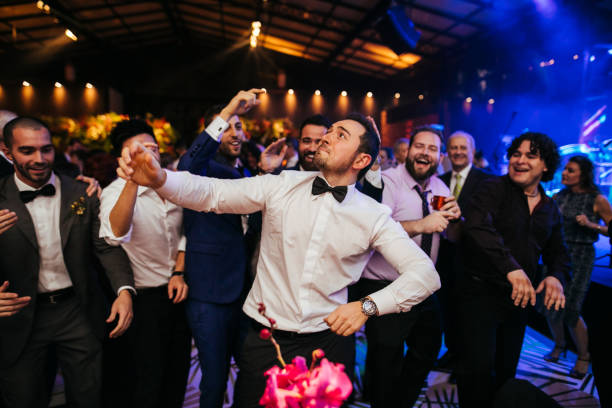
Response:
[14,173,73,293]
[99,178,186,289]
[449,163,472,199]
[155,123,440,333]
[362,164,450,282]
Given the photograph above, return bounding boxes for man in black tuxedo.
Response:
[0,117,134,408]
[436,131,490,370]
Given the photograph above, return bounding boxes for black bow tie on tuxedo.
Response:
[20,184,56,203]
[311,176,348,203]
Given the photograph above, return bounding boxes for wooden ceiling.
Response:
[0,0,564,79]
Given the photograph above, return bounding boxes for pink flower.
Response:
[301,358,352,408]
[260,329,272,340]
[260,357,352,408]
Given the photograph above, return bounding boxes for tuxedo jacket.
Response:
[0,174,134,368]
[177,132,252,304]
[0,156,13,178]
[437,166,491,283]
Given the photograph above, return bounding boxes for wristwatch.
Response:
[360,297,378,317]
[171,271,184,277]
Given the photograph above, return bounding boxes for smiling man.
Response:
[116,89,440,408]
[456,132,570,407]
[0,117,134,408]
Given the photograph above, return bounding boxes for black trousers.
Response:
[102,286,192,408]
[455,277,527,408]
[233,319,355,408]
[0,296,102,408]
[357,279,442,408]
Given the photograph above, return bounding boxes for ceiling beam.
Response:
[44,0,107,49]
[159,0,184,44]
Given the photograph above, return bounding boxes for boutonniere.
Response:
[71,196,86,215]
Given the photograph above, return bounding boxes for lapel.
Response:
[1,176,38,250]
[59,175,84,249]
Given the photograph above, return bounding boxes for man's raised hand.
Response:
[117,141,166,188]
[259,138,288,174]
[220,88,265,120]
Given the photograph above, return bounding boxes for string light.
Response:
[418,94,424,101]
[54,82,63,88]
[366,92,373,98]
[22,81,31,87]
[394,92,400,99]
[315,90,321,96]
[85,83,94,89]
[465,97,472,103]
[288,89,294,95]
[341,90,347,97]
[488,98,495,104]
[65,29,77,41]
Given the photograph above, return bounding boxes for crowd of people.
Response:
[0,87,610,408]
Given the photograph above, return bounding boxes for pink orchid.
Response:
[301,358,352,408]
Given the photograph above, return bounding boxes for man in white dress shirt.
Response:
[116,89,441,408]
[98,119,191,408]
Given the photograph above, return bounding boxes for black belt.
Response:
[251,319,331,339]
[136,284,168,295]
[38,287,75,304]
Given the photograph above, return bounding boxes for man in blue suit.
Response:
[177,104,253,408]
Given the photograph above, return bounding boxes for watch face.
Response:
[362,300,377,316]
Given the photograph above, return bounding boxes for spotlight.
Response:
[488,98,495,104]
[250,36,257,48]
[22,81,31,87]
[549,58,554,65]
[54,82,63,88]
[418,94,424,101]
[65,29,77,41]
[590,55,596,62]
[465,97,472,103]
[394,92,400,99]
[252,21,262,29]
[366,92,373,98]
[85,83,94,89]
[608,49,612,55]
[315,89,321,96]
[573,54,579,60]
[341,90,347,97]
[288,89,294,95]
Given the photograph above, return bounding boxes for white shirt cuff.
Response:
[206,116,229,142]
[117,286,136,296]
[368,287,403,315]
[178,235,186,252]
[157,169,180,197]
[365,167,382,189]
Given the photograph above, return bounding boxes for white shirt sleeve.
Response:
[98,181,133,246]
[157,169,275,215]
[178,235,186,252]
[364,167,382,189]
[367,214,441,315]
[206,116,230,142]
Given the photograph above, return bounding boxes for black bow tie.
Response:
[20,184,56,203]
[311,176,348,203]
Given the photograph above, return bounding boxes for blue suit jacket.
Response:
[177,131,250,304]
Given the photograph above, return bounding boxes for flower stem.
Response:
[270,336,286,367]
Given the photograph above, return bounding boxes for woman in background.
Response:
[543,155,612,378]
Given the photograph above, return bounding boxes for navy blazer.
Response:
[177,131,251,304]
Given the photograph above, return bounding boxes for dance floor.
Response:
[48,327,600,407]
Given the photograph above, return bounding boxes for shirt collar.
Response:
[400,164,431,192]
[14,172,57,192]
[452,163,472,179]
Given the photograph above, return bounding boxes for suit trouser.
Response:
[455,277,527,408]
[0,296,102,408]
[105,286,192,408]
[186,298,247,408]
[234,319,356,408]
[357,279,442,408]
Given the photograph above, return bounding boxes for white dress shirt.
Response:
[157,165,440,333]
[99,178,185,289]
[15,173,73,293]
[449,163,472,196]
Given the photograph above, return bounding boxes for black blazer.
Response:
[437,166,491,285]
[439,166,490,210]
[0,174,134,368]
[0,156,13,178]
